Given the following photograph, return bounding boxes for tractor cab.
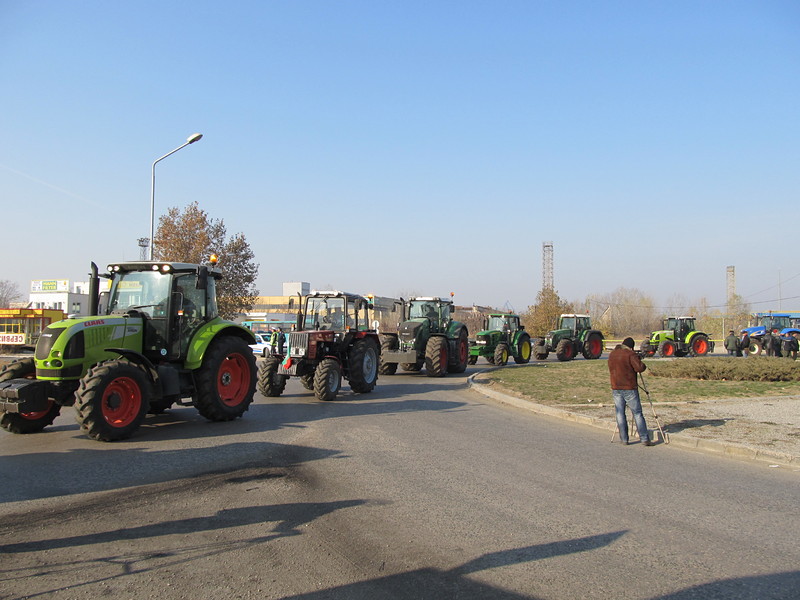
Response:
[665,317,695,339]
[106,261,216,362]
[408,297,452,332]
[559,314,591,336]
[299,291,372,334]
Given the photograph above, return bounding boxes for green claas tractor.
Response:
[0,259,257,441]
[639,316,713,358]
[379,296,469,377]
[532,313,604,361]
[257,290,380,401]
[468,313,532,366]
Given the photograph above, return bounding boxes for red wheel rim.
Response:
[694,339,707,354]
[102,377,142,427]
[20,401,54,420]
[218,353,250,407]
[589,339,602,355]
[458,339,468,363]
[566,345,574,359]
[440,346,448,371]
[664,345,674,356]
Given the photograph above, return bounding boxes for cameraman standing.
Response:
[608,337,652,446]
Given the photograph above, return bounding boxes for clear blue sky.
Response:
[2,0,799,313]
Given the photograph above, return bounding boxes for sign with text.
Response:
[31,280,69,293]
[0,333,25,345]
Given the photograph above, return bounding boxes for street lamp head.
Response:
[187,133,203,144]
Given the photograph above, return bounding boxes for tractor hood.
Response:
[398,319,429,343]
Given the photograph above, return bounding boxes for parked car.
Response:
[249,333,271,357]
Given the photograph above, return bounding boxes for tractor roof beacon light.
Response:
[148,133,203,261]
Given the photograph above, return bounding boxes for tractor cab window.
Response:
[108,271,171,317]
[665,318,678,331]
[560,316,577,332]
[576,317,590,330]
[409,301,438,323]
[306,297,346,330]
[487,316,506,331]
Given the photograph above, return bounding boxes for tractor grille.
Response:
[288,332,309,357]
[399,321,422,343]
[476,334,489,345]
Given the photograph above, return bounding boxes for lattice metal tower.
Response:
[542,241,554,290]
[726,265,736,310]
[138,237,150,261]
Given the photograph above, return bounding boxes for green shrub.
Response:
[648,357,800,382]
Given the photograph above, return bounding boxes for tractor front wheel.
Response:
[195,336,257,421]
[299,372,315,391]
[555,339,576,361]
[379,336,399,375]
[448,329,469,373]
[532,339,549,361]
[258,356,288,397]
[748,339,763,356]
[494,343,510,366]
[425,336,448,377]
[349,339,379,393]
[0,358,62,434]
[658,340,677,358]
[314,358,342,401]
[514,334,532,364]
[75,359,150,441]
[689,334,711,357]
[467,354,478,365]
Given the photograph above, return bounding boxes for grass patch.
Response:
[482,358,800,406]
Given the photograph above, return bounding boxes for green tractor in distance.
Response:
[639,316,713,358]
[468,313,532,366]
[532,313,604,361]
[379,296,469,377]
[0,259,258,441]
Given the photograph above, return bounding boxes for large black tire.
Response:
[448,329,469,374]
[349,338,379,393]
[689,334,711,357]
[195,336,257,421]
[401,360,423,372]
[299,372,315,391]
[379,336,399,375]
[485,355,496,365]
[513,333,532,364]
[0,358,62,434]
[258,356,287,397]
[582,333,604,360]
[532,339,549,361]
[555,339,576,361]
[75,359,151,441]
[639,341,656,357]
[467,354,478,365]
[314,358,342,401]
[658,340,676,358]
[494,343,510,366]
[425,336,448,377]
[748,339,763,356]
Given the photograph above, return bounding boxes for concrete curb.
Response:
[467,371,798,468]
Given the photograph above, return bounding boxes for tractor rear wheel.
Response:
[494,343,510,366]
[195,336,257,421]
[448,329,469,373]
[582,333,604,359]
[349,339,379,393]
[639,342,656,357]
[258,356,287,397]
[555,339,576,361]
[379,336,399,375]
[314,358,342,401]
[748,339,762,356]
[425,336,448,377]
[0,358,62,434]
[532,339,549,361]
[514,333,532,364]
[75,359,150,441]
[658,340,677,358]
[689,334,711,357]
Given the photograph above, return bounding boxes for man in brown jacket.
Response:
[608,337,652,446]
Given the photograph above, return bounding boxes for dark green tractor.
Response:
[468,313,532,366]
[378,296,469,377]
[532,314,604,361]
[639,316,713,358]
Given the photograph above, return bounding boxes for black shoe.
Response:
[643,440,654,446]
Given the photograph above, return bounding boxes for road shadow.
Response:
[663,418,729,434]
[283,530,627,599]
[650,570,800,599]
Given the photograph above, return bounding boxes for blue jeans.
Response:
[613,389,649,443]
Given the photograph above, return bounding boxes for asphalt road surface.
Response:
[1,366,798,599]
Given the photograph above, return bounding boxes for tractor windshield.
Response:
[560,316,576,331]
[409,301,439,321]
[108,271,172,316]
[488,316,515,332]
[305,297,346,330]
[758,316,791,330]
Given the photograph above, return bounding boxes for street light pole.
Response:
[148,133,203,260]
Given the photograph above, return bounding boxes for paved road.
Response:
[0,367,798,599]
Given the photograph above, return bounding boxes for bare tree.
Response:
[590,288,658,338]
[0,280,23,307]
[522,288,573,337]
[154,202,259,319]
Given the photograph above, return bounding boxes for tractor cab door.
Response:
[169,273,208,359]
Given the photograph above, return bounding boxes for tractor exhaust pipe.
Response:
[88,262,100,315]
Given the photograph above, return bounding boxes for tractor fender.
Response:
[184,319,256,370]
[445,321,468,340]
[102,348,160,386]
